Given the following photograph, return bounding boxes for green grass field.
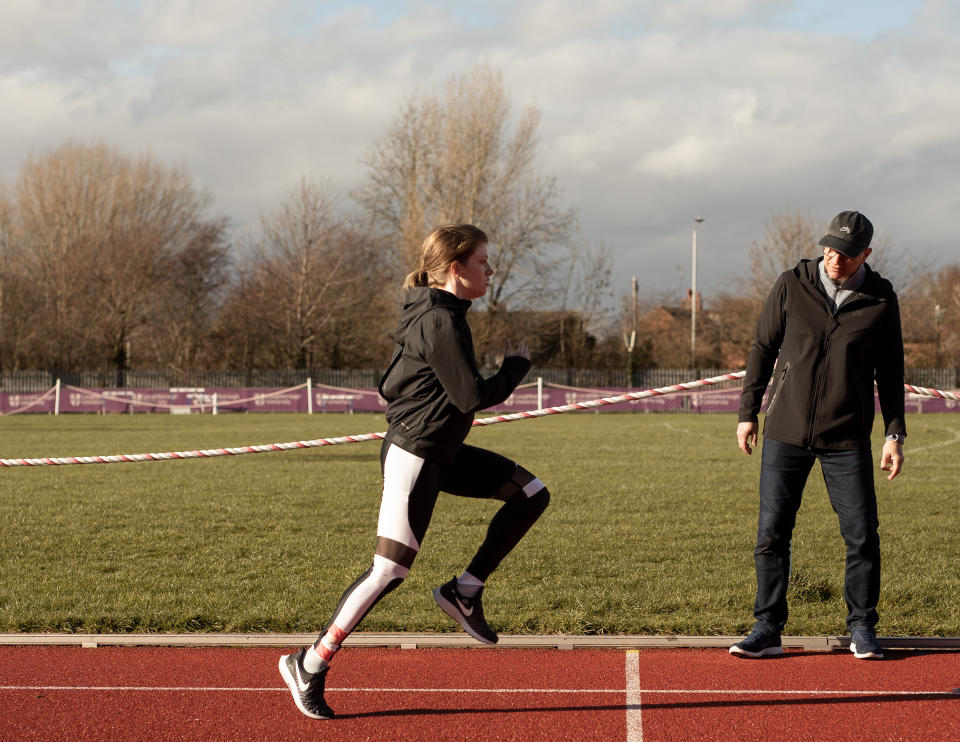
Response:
[1,412,958,637]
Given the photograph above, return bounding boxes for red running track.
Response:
[1,646,958,741]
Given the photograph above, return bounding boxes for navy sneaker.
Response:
[279,648,335,719]
[432,577,498,644]
[850,628,884,659]
[729,625,784,658]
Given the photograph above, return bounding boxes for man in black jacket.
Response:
[730,210,905,661]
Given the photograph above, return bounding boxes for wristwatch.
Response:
[885,433,906,444]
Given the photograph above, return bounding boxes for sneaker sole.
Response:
[850,643,884,660]
[278,655,332,720]
[432,587,497,645]
[729,645,784,658]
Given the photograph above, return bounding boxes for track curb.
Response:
[2,632,958,650]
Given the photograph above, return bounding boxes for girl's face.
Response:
[453,242,493,299]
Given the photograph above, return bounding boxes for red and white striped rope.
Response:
[471,371,746,426]
[2,371,957,467]
[0,432,388,467]
[904,383,960,401]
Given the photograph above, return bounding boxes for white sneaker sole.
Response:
[850,643,884,660]
[729,644,784,658]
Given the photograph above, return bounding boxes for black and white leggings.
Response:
[315,440,550,661]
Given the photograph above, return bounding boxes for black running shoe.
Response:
[729,624,784,658]
[279,648,335,719]
[432,577,498,644]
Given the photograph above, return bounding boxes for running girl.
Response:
[280,224,550,720]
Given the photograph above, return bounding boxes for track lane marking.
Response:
[626,650,643,742]
[2,686,621,693]
[3,685,956,696]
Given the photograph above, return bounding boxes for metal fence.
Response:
[1,366,957,394]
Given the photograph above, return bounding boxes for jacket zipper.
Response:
[806,315,834,448]
[797,265,889,449]
[805,290,876,447]
[766,361,791,416]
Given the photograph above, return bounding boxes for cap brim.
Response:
[818,233,865,258]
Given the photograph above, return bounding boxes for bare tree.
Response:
[145,219,232,369]
[216,179,393,369]
[1,140,228,375]
[357,63,577,347]
[747,210,821,299]
[0,191,32,370]
[902,264,960,366]
[930,265,960,365]
[546,241,613,366]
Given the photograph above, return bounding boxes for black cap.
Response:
[818,210,873,258]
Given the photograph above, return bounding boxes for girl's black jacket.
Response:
[738,258,905,451]
[378,287,530,463]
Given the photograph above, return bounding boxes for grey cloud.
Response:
[0,0,957,299]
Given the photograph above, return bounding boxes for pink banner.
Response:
[1,386,956,415]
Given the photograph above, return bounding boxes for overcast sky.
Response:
[2,0,957,300]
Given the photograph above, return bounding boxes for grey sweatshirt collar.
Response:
[818,259,866,314]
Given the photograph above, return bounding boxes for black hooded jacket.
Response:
[378,287,531,463]
[738,258,905,451]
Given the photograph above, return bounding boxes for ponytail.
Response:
[402,268,430,289]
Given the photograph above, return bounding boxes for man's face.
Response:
[823,246,871,282]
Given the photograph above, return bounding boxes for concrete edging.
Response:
[1,632,958,650]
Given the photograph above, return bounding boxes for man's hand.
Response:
[737,421,758,455]
[880,440,904,481]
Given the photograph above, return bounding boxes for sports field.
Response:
[1,412,958,637]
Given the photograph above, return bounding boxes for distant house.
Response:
[900,298,941,366]
[637,291,754,369]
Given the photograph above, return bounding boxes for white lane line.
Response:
[911,426,960,454]
[1,686,620,693]
[1,685,957,696]
[632,689,960,696]
[626,650,643,742]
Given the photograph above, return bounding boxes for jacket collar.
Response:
[796,258,891,302]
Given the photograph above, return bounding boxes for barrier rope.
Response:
[1,371,957,467]
[0,386,57,416]
[3,381,378,416]
[310,382,381,397]
[62,382,310,412]
[904,383,960,401]
[471,371,746,426]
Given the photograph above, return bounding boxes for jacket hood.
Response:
[390,286,471,345]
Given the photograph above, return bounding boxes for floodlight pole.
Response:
[691,217,704,369]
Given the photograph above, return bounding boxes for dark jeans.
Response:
[753,438,880,633]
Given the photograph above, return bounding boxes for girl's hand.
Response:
[505,341,530,361]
